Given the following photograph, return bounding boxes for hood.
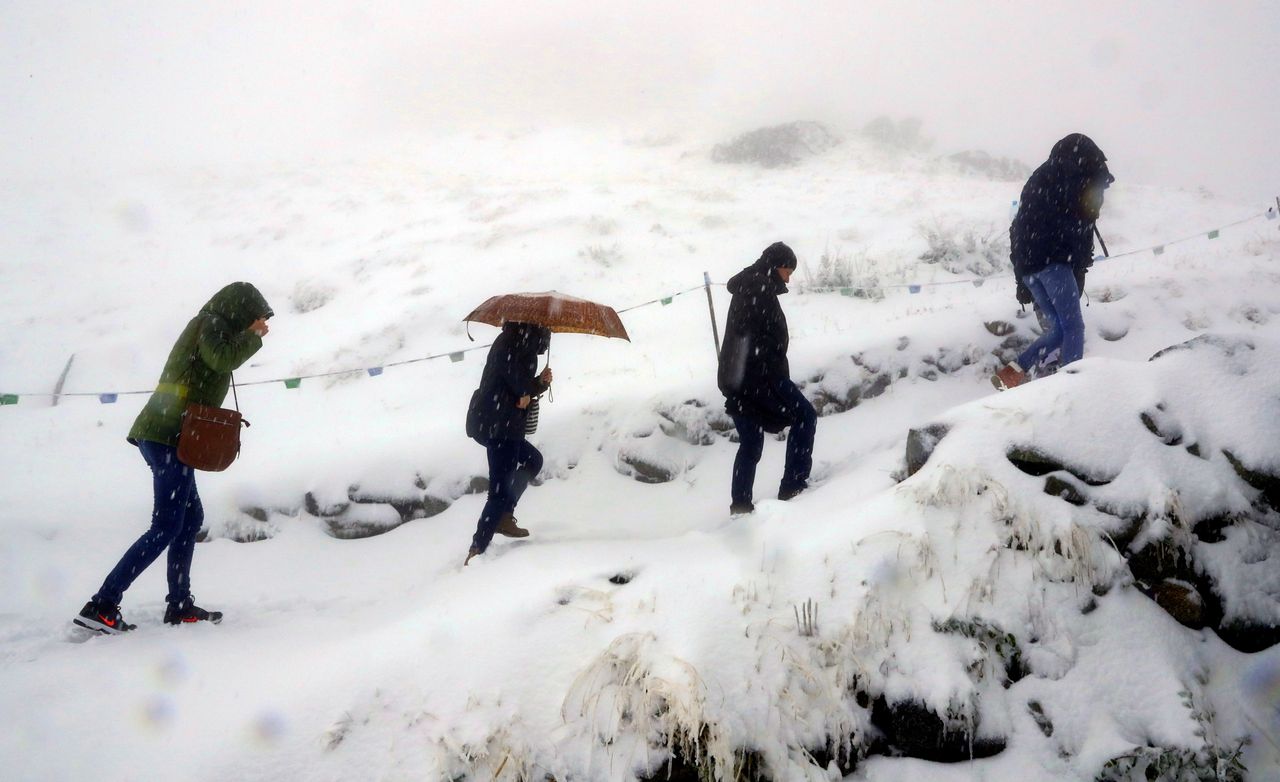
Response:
[752,241,797,271]
[502,321,552,355]
[729,241,795,296]
[202,282,273,332]
[1048,133,1114,184]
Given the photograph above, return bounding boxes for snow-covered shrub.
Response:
[290,278,337,313]
[580,243,624,267]
[861,116,931,151]
[586,215,618,236]
[917,220,1011,276]
[942,150,1031,182]
[710,121,840,168]
[561,633,734,779]
[1095,683,1249,782]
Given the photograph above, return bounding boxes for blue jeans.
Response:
[1017,263,1085,371]
[472,437,543,552]
[94,441,204,607]
[730,379,816,505]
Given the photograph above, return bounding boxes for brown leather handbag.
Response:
[177,376,250,471]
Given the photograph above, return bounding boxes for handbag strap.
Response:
[230,372,240,412]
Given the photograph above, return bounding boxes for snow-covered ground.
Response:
[2,127,1279,781]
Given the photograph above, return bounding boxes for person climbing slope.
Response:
[995,133,1114,390]
[718,241,817,516]
[74,282,272,634]
[464,321,552,565]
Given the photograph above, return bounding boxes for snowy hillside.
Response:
[2,126,1279,781]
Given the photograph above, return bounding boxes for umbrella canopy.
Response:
[463,291,630,341]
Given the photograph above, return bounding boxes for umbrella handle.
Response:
[541,344,554,403]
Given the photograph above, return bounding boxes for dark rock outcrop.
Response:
[905,424,950,478]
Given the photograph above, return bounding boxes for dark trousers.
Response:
[1018,263,1085,370]
[94,441,204,607]
[730,379,817,505]
[471,437,543,552]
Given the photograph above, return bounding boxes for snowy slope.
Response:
[2,127,1279,781]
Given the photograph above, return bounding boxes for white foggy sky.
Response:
[2,1,1278,200]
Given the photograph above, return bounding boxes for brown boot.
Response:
[991,361,1028,391]
[464,546,481,566]
[495,513,530,538]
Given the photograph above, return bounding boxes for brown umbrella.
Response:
[463,291,630,341]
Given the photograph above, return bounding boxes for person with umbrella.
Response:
[718,242,817,516]
[462,292,629,565]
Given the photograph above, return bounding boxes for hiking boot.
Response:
[494,513,529,538]
[464,546,481,566]
[73,601,136,635]
[991,362,1028,391]
[164,598,222,626]
[729,501,755,516]
[778,485,807,502]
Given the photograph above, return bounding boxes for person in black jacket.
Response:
[994,133,1114,390]
[718,242,817,515]
[464,321,552,564]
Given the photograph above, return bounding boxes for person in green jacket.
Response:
[73,282,272,634]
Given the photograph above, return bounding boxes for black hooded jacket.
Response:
[466,322,550,444]
[1011,133,1114,282]
[718,250,795,432]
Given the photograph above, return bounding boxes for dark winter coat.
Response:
[128,282,272,447]
[466,322,550,445]
[1011,134,1115,292]
[718,260,797,433]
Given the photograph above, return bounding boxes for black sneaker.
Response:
[730,501,756,516]
[164,598,223,626]
[778,485,807,502]
[73,601,136,635]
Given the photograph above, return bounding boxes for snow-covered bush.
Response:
[861,116,931,152]
[290,278,337,313]
[710,122,840,168]
[917,220,1011,276]
[580,243,624,267]
[941,150,1032,182]
[797,245,876,293]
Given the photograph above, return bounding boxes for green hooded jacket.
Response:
[128,282,273,447]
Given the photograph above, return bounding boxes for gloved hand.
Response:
[1016,279,1033,306]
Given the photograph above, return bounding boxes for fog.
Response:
[3,0,1277,199]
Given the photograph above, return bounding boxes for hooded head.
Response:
[1048,133,1115,220]
[755,241,798,271]
[203,282,273,332]
[730,241,798,295]
[502,321,552,355]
